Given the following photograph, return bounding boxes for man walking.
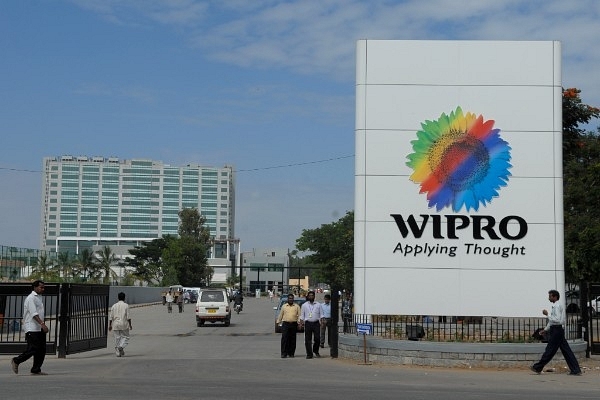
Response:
[320,294,332,350]
[531,290,582,375]
[11,280,49,375]
[109,292,132,357]
[299,291,322,359]
[276,294,301,358]
[177,290,184,313]
[165,290,173,313]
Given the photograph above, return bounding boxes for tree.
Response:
[563,88,600,283]
[73,249,95,283]
[162,208,212,286]
[56,251,73,282]
[295,211,354,291]
[564,130,600,282]
[122,236,174,285]
[95,245,118,284]
[30,254,57,281]
[563,88,600,159]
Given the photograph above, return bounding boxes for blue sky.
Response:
[1,0,599,253]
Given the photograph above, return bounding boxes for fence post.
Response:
[57,283,70,358]
[330,287,340,358]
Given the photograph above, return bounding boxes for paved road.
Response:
[2,296,600,400]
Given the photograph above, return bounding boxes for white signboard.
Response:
[354,40,563,317]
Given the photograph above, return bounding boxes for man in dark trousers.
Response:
[531,290,582,375]
[276,294,301,358]
[319,294,332,349]
[11,280,49,375]
[299,291,322,359]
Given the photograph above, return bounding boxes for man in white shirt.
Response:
[299,291,322,359]
[530,290,582,375]
[11,280,49,375]
[109,292,132,357]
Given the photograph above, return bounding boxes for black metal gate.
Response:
[0,283,109,357]
[588,283,600,355]
[0,283,60,354]
[57,283,110,357]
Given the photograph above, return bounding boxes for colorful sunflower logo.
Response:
[406,107,512,212]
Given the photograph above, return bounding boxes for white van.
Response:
[195,288,231,327]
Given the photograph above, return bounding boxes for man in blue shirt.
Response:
[320,294,332,350]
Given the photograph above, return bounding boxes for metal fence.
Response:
[0,283,109,357]
[0,283,60,354]
[345,314,581,343]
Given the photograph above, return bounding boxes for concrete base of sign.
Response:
[338,334,587,369]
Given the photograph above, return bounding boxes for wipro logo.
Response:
[406,107,512,212]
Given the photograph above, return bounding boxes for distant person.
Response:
[11,280,49,375]
[165,290,174,313]
[268,289,274,303]
[320,294,332,350]
[109,292,132,357]
[233,290,244,306]
[276,294,301,358]
[299,290,322,359]
[177,291,184,313]
[341,292,353,333]
[530,290,582,375]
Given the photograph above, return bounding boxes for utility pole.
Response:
[330,285,340,358]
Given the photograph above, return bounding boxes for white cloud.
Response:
[67,0,600,98]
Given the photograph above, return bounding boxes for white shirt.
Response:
[544,301,565,331]
[300,301,322,322]
[23,290,44,333]
[109,300,130,331]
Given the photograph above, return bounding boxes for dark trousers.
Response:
[280,322,297,356]
[343,315,352,333]
[14,331,46,373]
[532,326,581,373]
[320,318,332,346]
[304,321,321,356]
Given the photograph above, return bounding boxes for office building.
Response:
[241,248,291,294]
[40,156,236,268]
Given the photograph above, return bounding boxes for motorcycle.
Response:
[234,302,243,314]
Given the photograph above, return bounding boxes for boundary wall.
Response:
[108,286,163,305]
[338,334,587,368]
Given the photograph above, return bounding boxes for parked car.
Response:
[273,295,307,333]
[196,288,231,327]
[183,287,200,303]
[184,290,198,303]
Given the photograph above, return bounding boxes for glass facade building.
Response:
[40,156,235,255]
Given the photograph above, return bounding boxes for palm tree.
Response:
[57,251,73,282]
[30,254,56,281]
[95,245,119,284]
[74,249,95,283]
